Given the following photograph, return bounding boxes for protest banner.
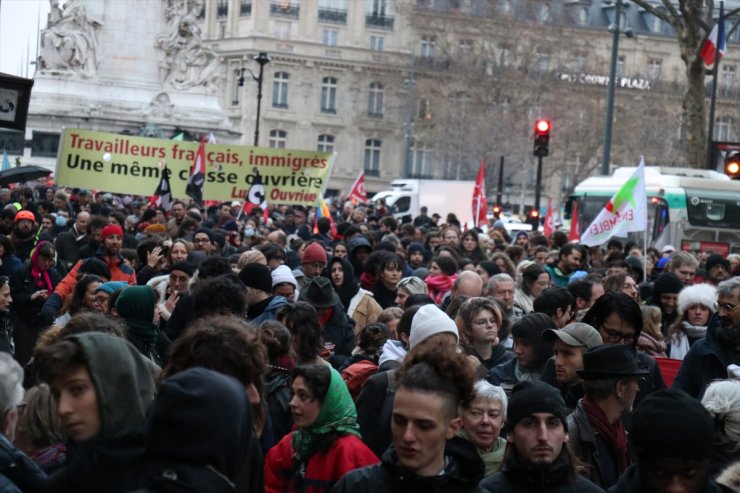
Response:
[55,128,335,206]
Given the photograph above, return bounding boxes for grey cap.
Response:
[543,323,603,349]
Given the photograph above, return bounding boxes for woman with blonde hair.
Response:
[638,305,666,357]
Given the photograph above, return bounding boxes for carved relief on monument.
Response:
[39,0,103,78]
[155,0,220,93]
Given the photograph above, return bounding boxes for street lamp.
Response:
[601,0,634,175]
[238,52,272,147]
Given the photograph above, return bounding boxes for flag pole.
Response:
[706,0,725,169]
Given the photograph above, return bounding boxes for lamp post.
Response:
[238,52,271,146]
[601,0,633,175]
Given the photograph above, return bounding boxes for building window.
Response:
[232,70,241,105]
[364,139,382,176]
[722,65,736,96]
[366,0,394,29]
[459,39,473,55]
[538,4,550,22]
[270,1,300,19]
[269,130,288,148]
[420,35,436,58]
[272,72,289,108]
[240,1,252,16]
[651,15,662,33]
[410,142,432,178]
[619,11,627,31]
[318,134,335,153]
[578,7,589,25]
[370,35,384,51]
[323,29,338,46]
[616,55,626,77]
[648,58,662,80]
[318,0,347,24]
[450,91,470,117]
[321,77,338,114]
[418,97,432,121]
[30,131,60,158]
[274,21,290,40]
[219,22,227,38]
[716,117,736,141]
[217,0,228,18]
[368,82,384,117]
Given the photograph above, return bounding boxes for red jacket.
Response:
[265,432,378,493]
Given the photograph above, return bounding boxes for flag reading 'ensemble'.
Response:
[579,159,647,247]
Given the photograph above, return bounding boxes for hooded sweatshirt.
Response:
[141,367,253,493]
[46,333,155,493]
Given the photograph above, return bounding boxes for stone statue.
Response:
[39,0,103,78]
[155,0,220,93]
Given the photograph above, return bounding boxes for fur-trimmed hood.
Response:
[718,461,740,492]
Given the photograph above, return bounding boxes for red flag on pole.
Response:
[543,198,554,237]
[569,201,580,241]
[348,171,367,204]
[472,160,487,228]
[185,136,205,205]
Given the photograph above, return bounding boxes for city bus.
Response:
[565,167,740,255]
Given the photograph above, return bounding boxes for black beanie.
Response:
[80,258,112,281]
[705,253,730,273]
[238,263,273,293]
[653,271,684,295]
[169,261,195,278]
[631,389,714,459]
[506,381,568,429]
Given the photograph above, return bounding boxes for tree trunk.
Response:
[684,58,707,167]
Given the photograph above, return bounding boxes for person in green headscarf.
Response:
[458,380,508,477]
[115,286,167,365]
[264,364,379,493]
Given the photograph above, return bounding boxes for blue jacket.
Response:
[672,315,734,399]
[249,296,289,325]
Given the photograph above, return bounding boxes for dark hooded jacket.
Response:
[645,272,683,335]
[332,437,487,493]
[133,367,253,493]
[0,432,46,493]
[609,464,732,493]
[329,257,359,312]
[672,314,740,399]
[46,333,155,493]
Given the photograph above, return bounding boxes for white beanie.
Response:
[678,283,717,315]
[271,265,298,288]
[409,304,459,350]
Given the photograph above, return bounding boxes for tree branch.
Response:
[630,0,680,26]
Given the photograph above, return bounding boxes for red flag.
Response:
[472,160,487,228]
[185,136,205,204]
[348,171,367,204]
[699,5,726,69]
[543,199,554,237]
[569,201,580,241]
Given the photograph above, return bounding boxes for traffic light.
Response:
[492,205,501,218]
[726,152,740,180]
[534,118,551,157]
[528,209,540,229]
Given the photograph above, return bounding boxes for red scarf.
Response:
[425,273,458,304]
[581,396,629,474]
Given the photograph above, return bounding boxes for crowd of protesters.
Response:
[2,182,740,492]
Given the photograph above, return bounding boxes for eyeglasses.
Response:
[719,303,740,313]
[93,295,109,305]
[194,237,210,244]
[600,326,637,344]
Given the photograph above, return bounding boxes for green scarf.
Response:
[292,366,361,459]
[457,428,507,476]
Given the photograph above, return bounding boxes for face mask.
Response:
[56,216,68,227]
[245,227,255,237]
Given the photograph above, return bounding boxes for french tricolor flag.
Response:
[700,5,726,70]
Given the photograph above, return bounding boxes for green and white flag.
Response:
[580,158,647,247]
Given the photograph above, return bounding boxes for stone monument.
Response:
[30,0,238,145]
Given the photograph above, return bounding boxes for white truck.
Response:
[372,179,476,226]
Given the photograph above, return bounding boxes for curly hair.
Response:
[276,301,323,364]
[456,297,502,346]
[395,342,476,419]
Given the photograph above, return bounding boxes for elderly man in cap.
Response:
[240,263,289,324]
[480,381,603,493]
[567,345,648,490]
[298,276,354,367]
[611,389,729,493]
[542,322,603,410]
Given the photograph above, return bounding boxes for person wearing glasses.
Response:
[456,297,513,370]
[264,364,378,493]
[582,293,666,410]
[191,228,214,254]
[674,277,740,399]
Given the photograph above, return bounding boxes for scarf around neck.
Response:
[291,366,361,460]
[581,396,629,475]
[457,428,506,476]
[30,242,53,295]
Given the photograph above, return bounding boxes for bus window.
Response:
[650,197,670,243]
[685,189,740,229]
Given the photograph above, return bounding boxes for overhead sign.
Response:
[56,128,335,206]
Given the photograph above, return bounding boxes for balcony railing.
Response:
[364,168,380,177]
[271,1,300,19]
[366,14,394,29]
[318,8,347,24]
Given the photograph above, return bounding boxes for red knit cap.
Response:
[302,242,327,265]
[100,224,124,241]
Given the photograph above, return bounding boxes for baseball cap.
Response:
[543,323,603,349]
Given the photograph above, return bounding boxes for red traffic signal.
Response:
[530,210,540,218]
[726,152,740,180]
[534,118,551,157]
[528,209,540,228]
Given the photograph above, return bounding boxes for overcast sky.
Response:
[0,0,50,77]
